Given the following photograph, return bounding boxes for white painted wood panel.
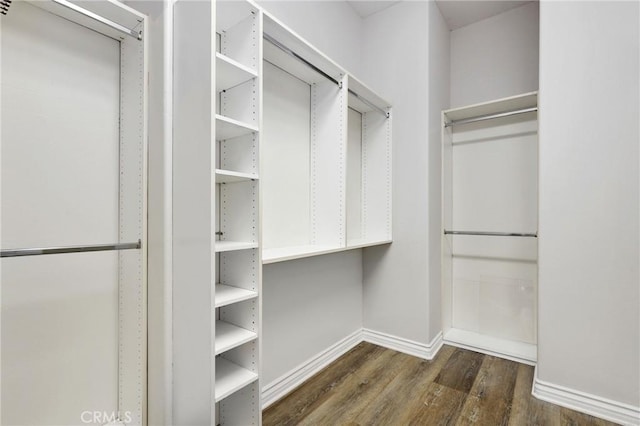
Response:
[1,2,120,424]
[262,61,311,249]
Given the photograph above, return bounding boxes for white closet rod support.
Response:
[444,230,537,238]
[0,240,142,257]
[444,107,537,128]
[51,0,142,40]
[348,89,389,118]
[263,33,340,87]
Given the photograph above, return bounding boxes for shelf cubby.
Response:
[215,284,258,308]
[216,52,258,92]
[215,357,258,402]
[215,320,258,355]
[215,114,258,141]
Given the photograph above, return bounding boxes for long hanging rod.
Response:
[0,240,141,258]
[264,33,340,87]
[348,89,390,118]
[50,0,142,40]
[444,230,537,238]
[444,106,537,128]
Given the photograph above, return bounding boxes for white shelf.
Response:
[346,239,392,250]
[215,357,258,402]
[215,169,258,184]
[263,245,342,264]
[215,321,257,355]
[216,115,259,141]
[444,328,537,365]
[215,284,258,308]
[215,241,258,253]
[216,52,257,92]
[443,91,537,123]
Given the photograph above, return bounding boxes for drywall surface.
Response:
[427,0,450,340]
[360,1,450,345]
[538,0,639,408]
[262,251,363,384]
[257,0,365,386]
[450,2,538,108]
[257,0,363,76]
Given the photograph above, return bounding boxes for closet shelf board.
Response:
[215,284,258,308]
[215,169,259,184]
[216,52,257,92]
[443,91,537,123]
[215,241,259,252]
[215,114,259,141]
[215,357,258,402]
[215,321,257,355]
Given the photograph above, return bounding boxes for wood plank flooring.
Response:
[263,343,618,426]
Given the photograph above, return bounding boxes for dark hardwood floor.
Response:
[263,343,618,426]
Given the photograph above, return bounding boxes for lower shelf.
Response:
[262,239,392,264]
[444,328,537,365]
[215,357,258,402]
[215,284,258,308]
[215,321,257,355]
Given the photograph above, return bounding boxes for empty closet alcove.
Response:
[442,92,538,364]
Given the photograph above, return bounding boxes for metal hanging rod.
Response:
[264,33,340,87]
[50,0,142,40]
[1,240,141,258]
[444,107,537,128]
[348,89,390,118]
[444,230,537,238]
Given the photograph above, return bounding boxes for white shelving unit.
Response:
[441,92,538,365]
[214,1,261,424]
[174,0,262,424]
[174,1,391,422]
[261,12,392,264]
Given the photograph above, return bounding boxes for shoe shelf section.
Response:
[214,1,261,425]
[261,12,393,264]
[173,0,261,424]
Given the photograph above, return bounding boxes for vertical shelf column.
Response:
[214,1,262,425]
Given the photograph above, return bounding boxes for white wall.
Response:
[256,0,366,385]
[360,1,450,346]
[538,0,639,411]
[427,0,451,340]
[450,2,539,108]
[257,0,363,76]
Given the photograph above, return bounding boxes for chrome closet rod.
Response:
[444,230,537,238]
[444,106,537,128]
[348,89,390,118]
[264,33,340,87]
[0,240,141,258]
[50,0,142,40]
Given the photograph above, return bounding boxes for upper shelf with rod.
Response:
[444,91,537,128]
[263,11,345,85]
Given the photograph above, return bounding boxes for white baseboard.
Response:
[532,367,640,426]
[261,329,362,409]
[362,328,443,360]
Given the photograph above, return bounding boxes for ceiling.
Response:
[435,0,533,30]
[346,0,534,29]
[347,1,401,18]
